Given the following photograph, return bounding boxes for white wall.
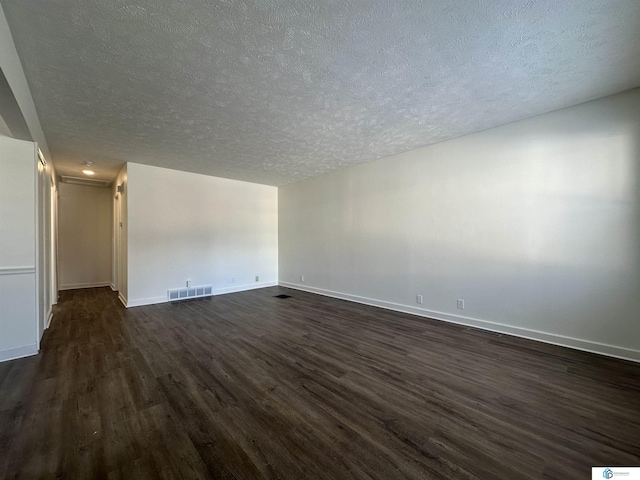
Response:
[126,163,278,307]
[279,89,640,362]
[58,183,112,290]
[0,135,37,361]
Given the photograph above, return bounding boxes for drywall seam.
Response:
[279,282,640,364]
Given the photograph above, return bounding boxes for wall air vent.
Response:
[167,285,213,302]
[60,175,111,188]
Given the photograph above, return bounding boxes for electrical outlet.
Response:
[300,275,304,282]
[457,299,465,309]
[416,295,423,305]
[186,280,192,288]
[255,275,259,282]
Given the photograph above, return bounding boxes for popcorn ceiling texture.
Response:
[2,0,640,185]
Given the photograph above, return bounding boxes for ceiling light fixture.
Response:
[82,169,95,175]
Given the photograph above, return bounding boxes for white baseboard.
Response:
[127,295,166,308]
[59,281,111,291]
[45,307,53,329]
[118,292,128,308]
[0,344,38,363]
[110,283,116,291]
[213,281,278,296]
[126,281,278,308]
[279,282,640,364]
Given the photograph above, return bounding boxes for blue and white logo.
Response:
[593,467,640,479]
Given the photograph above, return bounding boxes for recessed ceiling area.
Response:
[2,0,640,186]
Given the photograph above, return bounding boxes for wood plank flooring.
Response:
[0,286,638,479]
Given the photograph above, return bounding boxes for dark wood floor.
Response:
[0,287,638,479]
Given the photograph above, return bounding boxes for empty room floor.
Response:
[0,287,638,479]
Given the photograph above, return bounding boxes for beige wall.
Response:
[58,183,112,290]
[279,89,640,362]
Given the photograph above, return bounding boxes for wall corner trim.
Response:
[118,292,128,308]
[45,307,53,330]
[278,282,640,364]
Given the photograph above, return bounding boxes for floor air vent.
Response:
[168,285,213,302]
[274,294,291,299]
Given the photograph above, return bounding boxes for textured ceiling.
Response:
[2,0,640,185]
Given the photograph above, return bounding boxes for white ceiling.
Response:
[2,0,640,185]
